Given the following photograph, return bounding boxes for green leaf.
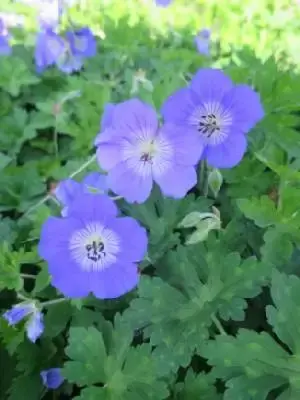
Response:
[0,242,23,291]
[237,196,280,228]
[8,374,43,400]
[63,326,107,386]
[174,370,220,399]
[63,317,169,399]
[0,153,12,170]
[44,302,73,338]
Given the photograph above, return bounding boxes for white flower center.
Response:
[69,222,120,272]
[189,101,232,146]
[121,132,173,177]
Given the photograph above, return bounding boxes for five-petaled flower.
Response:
[95,98,203,203]
[38,192,147,299]
[41,368,64,389]
[3,303,44,343]
[35,26,96,74]
[161,68,264,168]
[54,172,108,216]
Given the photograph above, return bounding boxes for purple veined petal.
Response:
[205,132,248,168]
[67,27,97,58]
[67,192,119,221]
[111,98,158,140]
[153,164,197,198]
[107,161,153,203]
[161,87,198,125]
[26,310,44,343]
[159,124,204,166]
[41,368,64,390]
[90,262,140,299]
[38,216,84,260]
[83,172,108,193]
[34,29,65,73]
[54,178,81,207]
[190,68,233,102]
[222,84,265,133]
[3,303,34,325]
[108,217,148,262]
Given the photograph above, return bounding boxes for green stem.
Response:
[17,293,31,301]
[41,298,68,308]
[198,160,209,197]
[24,154,97,217]
[212,314,227,335]
[53,122,59,158]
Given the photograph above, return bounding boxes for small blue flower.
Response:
[3,303,44,343]
[41,368,64,389]
[195,28,211,56]
[35,26,97,74]
[155,0,173,6]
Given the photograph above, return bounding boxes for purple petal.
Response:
[96,139,122,170]
[100,103,115,131]
[161,88,197,125]
[111,98,158,140]
[91,262,139,299]
[153,165,197,198]
[159,124,204,165]
[38,216,83,261]
[109,217,148,262]
[107,162,153,203]
[195,37,210,56]
[3,303,34,325]
[41,368,64,390]
[67,27,96,58]
[205,133,247,168]
[83,172,108,193]
[26,311,44,343]
[0,36,11,55]
[56,52,83,74]
[34,30,65,73]
[67,193,118,221]
[155,0,173,6]
[190,68,233,101]
[54,179,81,206]
[222,84,265,133]
[49,265,91,298]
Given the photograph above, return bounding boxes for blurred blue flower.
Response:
[54,172,108,216]
[0,18,12,55]
[195,28,211,56]
[34,27,96,74]
[3,303,44,343]
[41,368,64,389]
[155,0,173,6]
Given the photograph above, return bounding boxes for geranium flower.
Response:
[38,193,147,299]
[34,27,96,74]
[54,172,108,216]
[161,68,264,168]
[95,98,203,203]
[41,368,64,389]
[3,303,44,343]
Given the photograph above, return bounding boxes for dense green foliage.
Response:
[1,0,300,399]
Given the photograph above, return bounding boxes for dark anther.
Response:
[140,153,153,163]
[85,240,106,262]
[198,113,220,137]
